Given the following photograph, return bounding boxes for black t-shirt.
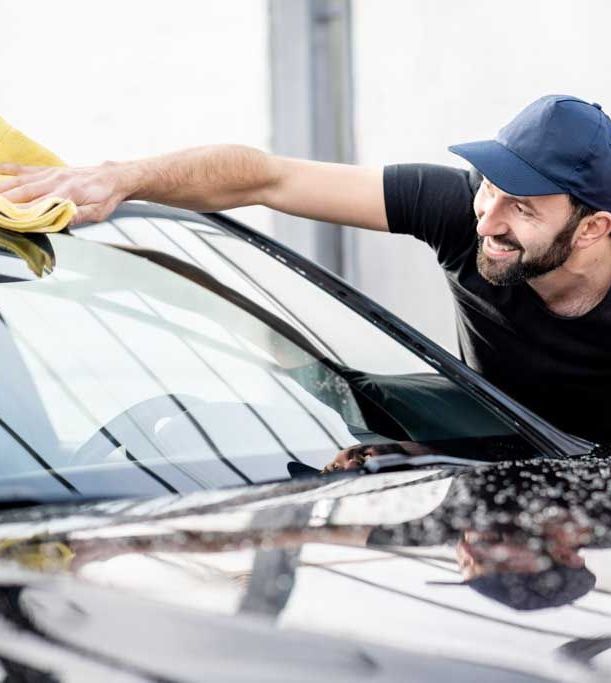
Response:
[383,163,611,443]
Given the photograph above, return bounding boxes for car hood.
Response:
[0,455,609,681]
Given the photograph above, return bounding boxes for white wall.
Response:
[0,0,272,231]
[352,0,611,353]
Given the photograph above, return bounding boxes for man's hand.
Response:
[321,440,435,474]
[0,160,138,226]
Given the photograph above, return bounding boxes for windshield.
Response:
[0,209,537,500]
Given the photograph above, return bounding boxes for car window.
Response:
[0,214,536,500]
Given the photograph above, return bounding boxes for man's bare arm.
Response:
[262,155,388,230]
[0,145,389,230]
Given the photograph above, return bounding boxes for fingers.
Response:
[321,445,374,474]
[0,178,57,204]
[0,169,50,193]
[0,177,25,193]
[0,163,48,176]
[71,204,106,226]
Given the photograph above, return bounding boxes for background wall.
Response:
[0,0,272,231]
[1,0,609,353]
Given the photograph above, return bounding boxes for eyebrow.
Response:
[482,178,541,215]
[511,195,539,213]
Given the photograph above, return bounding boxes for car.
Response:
[0,201,607,681]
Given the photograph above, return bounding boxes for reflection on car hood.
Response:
[0,456,609,680]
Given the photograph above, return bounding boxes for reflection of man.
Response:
[320,440,435,473]
[448,524,596,611]
[337,459,605,610]
[318,431,535,473]
[1,95,610,440]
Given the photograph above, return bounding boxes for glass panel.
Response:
[0,216,535,499]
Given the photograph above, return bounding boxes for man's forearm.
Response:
[0,142,387,229]
[123,144,277,212]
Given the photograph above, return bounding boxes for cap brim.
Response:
[448,140,566,197]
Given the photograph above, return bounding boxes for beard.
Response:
[476,213,579,286]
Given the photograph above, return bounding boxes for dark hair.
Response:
[568,195,597,223]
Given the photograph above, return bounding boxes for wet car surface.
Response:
[0,203,606,681]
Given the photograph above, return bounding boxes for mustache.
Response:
[477,234,522,250]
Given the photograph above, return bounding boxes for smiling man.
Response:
[473,178,589,288]
[0,94,609,441]
[383,96,611,441]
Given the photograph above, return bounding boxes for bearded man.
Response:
[1,94,609,441]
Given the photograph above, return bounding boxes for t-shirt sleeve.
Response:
[383,163,478,269]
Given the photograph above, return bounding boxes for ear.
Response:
[573,211,611,248]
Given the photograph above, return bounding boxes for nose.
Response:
[475,195,510,238]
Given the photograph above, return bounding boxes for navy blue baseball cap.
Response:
[430,564,596,611]
[449,95,611,211]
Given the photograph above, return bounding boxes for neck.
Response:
[527,245,611,317]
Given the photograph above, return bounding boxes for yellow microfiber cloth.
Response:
[0,229,55,277]
[0,116,76,232]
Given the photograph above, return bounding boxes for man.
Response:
[0,94,609,441]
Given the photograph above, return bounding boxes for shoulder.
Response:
[384,163,476,197]
[384,162,472,183]
[382,163,478,268]
[383,163,477,234]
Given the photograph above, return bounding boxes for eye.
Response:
[514,203,531,216]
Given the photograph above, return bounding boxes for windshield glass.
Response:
[0,209,537,500]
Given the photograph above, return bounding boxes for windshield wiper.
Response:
[363,453,489,474]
